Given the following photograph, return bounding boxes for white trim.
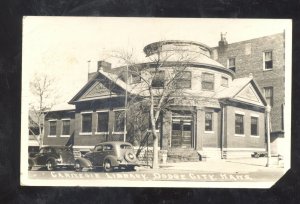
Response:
[95,132,109,135]
[250,113,259,118]
[234,134,245,137]
[204,131,214,134]
[96,110,109,133]
[112,131,127,134]
[80,111,93,114]
[113,108,125,112]
[48,119,57,122]
[223,147,265,151]
[61,119,71,137]
[48,135,56,138]
[79,132,92,135]
[234,111,245,115]
[61,118,71,120]
[250,135,260,138]
[96,109,110,113]
[262,50,273,71]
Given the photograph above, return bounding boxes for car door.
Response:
[93,145,104,167]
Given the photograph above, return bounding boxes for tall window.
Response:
[81,113,92,133]
[62,120,70,135]
[97,112,109,132]
[251,117,258,136]
[114,110,125,132]
[221,76,229,87]
[263,51,273,70]
[205,112,213,131]
[202,73,214,91]
[151,71,165,88]
[228,58,236,72]
[49,121,57,136]
[175,71,191,88]
[235,114,244,134]
[264,87,274,106]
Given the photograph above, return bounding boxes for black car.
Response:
[74,142,138,172]
[28,146,75,171]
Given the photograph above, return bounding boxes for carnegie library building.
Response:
[40,36,280,161]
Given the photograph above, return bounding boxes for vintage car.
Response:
[28,146,75,171]
[74,142,138,172]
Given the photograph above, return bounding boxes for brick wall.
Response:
[212,33,285,134]
[225,106,265,149]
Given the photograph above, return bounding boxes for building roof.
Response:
[49,103,75,112]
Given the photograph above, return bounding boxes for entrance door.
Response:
[171,117,193,148]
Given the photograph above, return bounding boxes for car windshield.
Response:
[120,144,132,149]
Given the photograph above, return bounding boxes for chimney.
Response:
[218,32,228,53]
[97,61,112,72]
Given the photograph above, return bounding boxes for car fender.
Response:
[75,157,92,168]
[46,157,58,166]
[103,155,119,167]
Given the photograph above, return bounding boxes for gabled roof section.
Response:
[216,77,267,106]
[69,71,132,104]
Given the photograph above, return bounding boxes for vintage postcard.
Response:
[21,17,292,188]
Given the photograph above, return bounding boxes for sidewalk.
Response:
[137,157,285,174]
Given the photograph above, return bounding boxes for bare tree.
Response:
[29,73,58,146]
[108,43,198,169]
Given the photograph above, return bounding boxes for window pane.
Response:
[49,121,56,135]
[235,114,244,134]
[151,71,165,88]
[131,73,141,84]
[228,58,235,67]
[62,120,70,135]
[221,77,228,87]
[251,117,258,135]
[264,87,273,106]
[97,112,109,132]
[265,52,272,61]
[172,122,181,131]
[175,71,191,88]
[82,114,92,132]
[114,110,125,132]
[264,51,273,69]
[205,112,212,131]
[202,73,214,90]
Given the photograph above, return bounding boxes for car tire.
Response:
[103,160,113,172]
[124,150,137,163]
[74,161,83,172]
[46,160,55,171]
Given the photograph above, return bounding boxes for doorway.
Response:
[171,115,193,148]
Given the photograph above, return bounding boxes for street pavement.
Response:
[27,157,286,183]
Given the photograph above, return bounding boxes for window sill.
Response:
[60,135,70,137]
[263,69,273,71]
[204,131,214,134]
[48,135,56,137]
[95,132,109,135]
[79,132,92,135]
[234,134,245,137]
[250,135,260,138]
[112,132,126,134]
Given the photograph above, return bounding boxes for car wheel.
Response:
[46,160,55,171]
[103,160,113,172]
[74,161,83,172]
[124,150,137,163]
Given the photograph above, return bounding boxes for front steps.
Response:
[167,148,200,162]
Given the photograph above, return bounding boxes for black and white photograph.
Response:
[21,17,291,188]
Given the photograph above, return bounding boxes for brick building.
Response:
[42,40,268,161]
[211,32,285,155]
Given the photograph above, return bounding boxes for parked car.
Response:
[28,146,75,171]
[74,142,138,172]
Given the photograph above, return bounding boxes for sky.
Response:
[22,17,291,105]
